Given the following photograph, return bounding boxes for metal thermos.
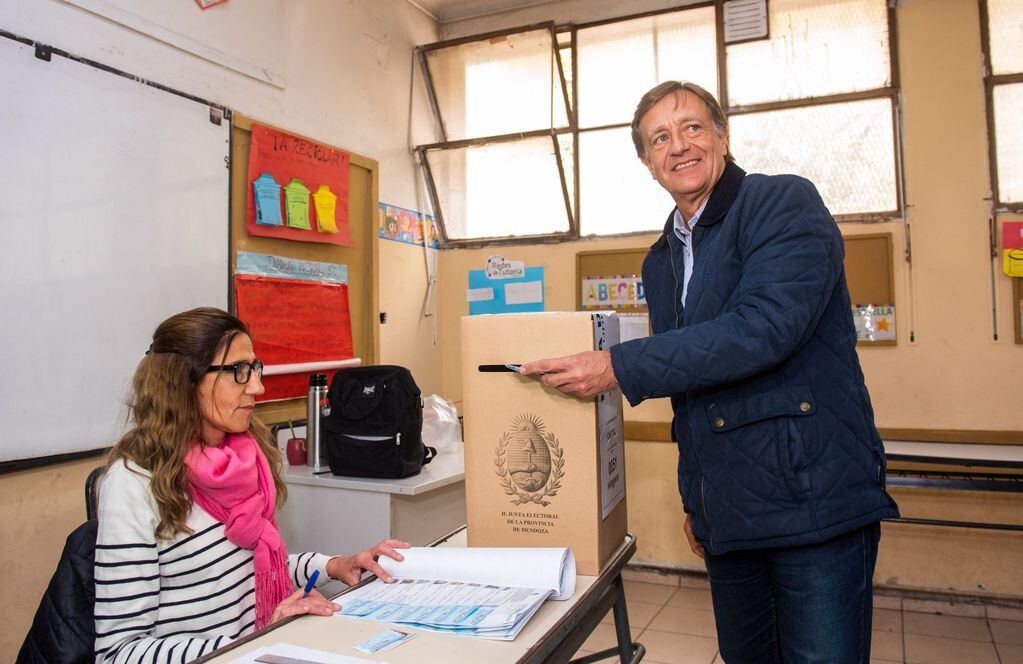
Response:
[306,373,330,472]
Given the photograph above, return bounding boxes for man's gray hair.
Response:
[630,81,734,162]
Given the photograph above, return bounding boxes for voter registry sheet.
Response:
[334,546,575,641]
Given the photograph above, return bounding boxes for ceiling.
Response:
[410,0,561,23]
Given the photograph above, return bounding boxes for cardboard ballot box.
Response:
[461,312,628,575]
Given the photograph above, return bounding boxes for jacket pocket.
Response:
[706,386,814,501]
[872,449,885,487]
[705,386,815,432]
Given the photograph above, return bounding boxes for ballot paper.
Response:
[336,546,575,640]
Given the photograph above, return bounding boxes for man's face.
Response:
[638,91,728,217]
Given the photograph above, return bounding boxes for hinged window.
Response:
[415,24,573,246]
[416,0,902,247]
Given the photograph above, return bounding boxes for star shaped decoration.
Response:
[876,318,890,331]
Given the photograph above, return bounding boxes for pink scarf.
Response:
[184,432,291,630]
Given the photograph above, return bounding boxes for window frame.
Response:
[980,0,1023,212]
[416,129,576,245]
[416,1,904,247]
[415,22,576,248]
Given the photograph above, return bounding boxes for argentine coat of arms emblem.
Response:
[494,414,565,506]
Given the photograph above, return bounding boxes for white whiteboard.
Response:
[0,35,230,463]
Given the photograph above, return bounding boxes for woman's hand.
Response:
[327,538,410,584]
[684,515,705,559]
[269,588,339,625]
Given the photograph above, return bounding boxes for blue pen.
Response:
[302,569,319,598]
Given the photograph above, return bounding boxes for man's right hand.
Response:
[684,514,706,559]
[519,350,618,399]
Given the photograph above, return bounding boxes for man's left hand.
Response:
[519,351,618,399]
[327,538,410,585]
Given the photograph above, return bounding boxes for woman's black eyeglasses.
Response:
[206,360,264,384]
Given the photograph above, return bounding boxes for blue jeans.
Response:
[704,522,881,664]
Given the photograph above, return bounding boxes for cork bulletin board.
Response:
[843,233,896,346]
[230,115,379,425]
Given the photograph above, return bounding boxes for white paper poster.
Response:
[504,280,544,305]
[467,287,495,302]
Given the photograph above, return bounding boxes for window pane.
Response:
[988,0,1023,75]
[576,7,717,129]
[994,83,1023,204]
[425,136,570,240]
[729,98,897,215]
[727,0,890,106]
[579,127,672,236]
[557,133,576,219]
[425,28,567,141]
[559,44,574,119]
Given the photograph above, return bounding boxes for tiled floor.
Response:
[572,579,1023,664]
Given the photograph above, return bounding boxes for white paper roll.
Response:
[379,546,576,600]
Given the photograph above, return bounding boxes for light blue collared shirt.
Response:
[672,199,708,307]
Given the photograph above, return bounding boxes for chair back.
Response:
[16,519,97,664]
[85,466,103,521]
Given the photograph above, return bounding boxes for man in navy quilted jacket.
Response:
[521,81,899,663]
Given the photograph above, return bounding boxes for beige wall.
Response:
[379,239,444,396]
[852,0,1020,430]
[434,0,1023,596]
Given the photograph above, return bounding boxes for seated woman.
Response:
[95,307,408,663]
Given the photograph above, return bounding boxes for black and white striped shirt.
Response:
[95,460,331,664]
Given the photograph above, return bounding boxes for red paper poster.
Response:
[246,123,353,246]
[1003,221,1023,250]
[234,274,354,402]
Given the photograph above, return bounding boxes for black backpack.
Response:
[322,365,435,479]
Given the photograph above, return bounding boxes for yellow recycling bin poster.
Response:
[312,184,338,234]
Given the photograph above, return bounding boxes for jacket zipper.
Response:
[671,227,705,548]
[396,433,401,446]
[701,477,713,553]
[668,221,718,551]
[666,231,681,329]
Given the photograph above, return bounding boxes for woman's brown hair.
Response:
[106,307,286,539]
